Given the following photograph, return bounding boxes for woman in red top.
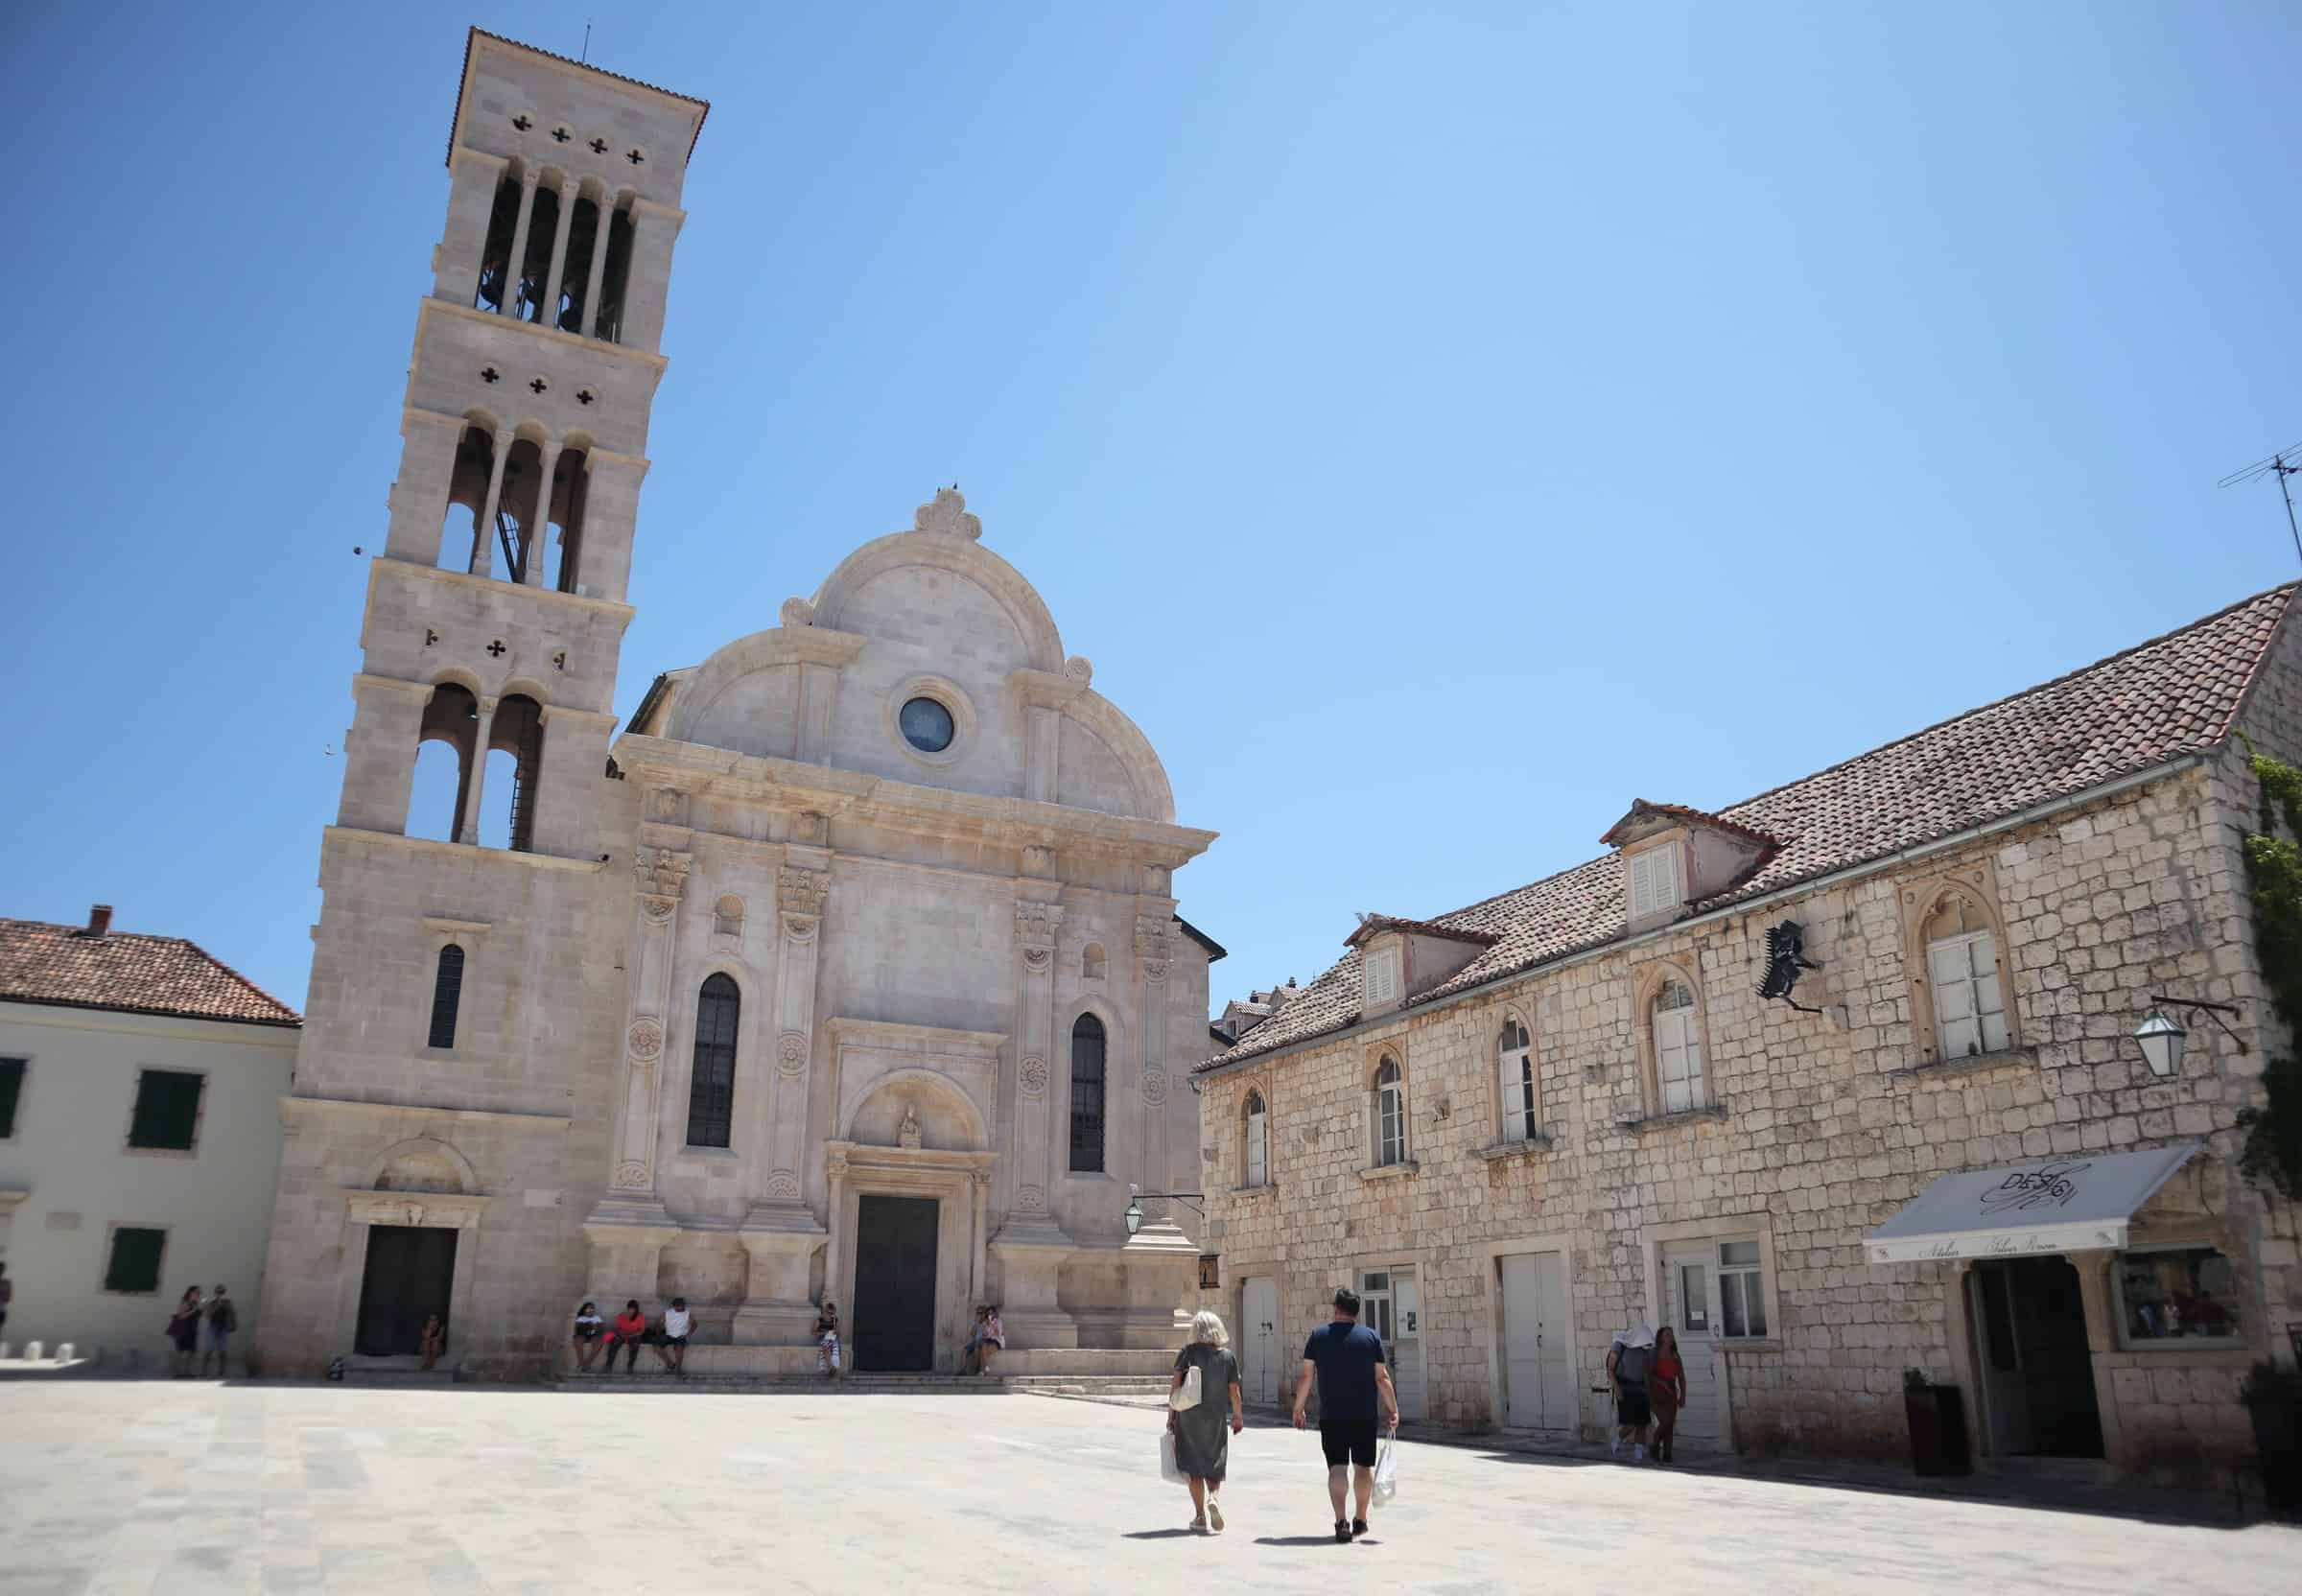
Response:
[1649,1326,1687,1463]
[604,1300,648,1374]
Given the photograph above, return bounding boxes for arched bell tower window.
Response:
[1069,1014,1107,1173]
[686,974,740,1149]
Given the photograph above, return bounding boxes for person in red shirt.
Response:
[1649,1326,1688,1464]
[604,1300,648,1374]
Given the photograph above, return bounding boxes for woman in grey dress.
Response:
[1167,1309,1246,1533]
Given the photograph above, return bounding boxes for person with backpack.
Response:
[1606,1322,1656,1462]
[200,1284,238,1376]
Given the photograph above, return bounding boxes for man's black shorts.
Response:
[1320,1419,1379,1468]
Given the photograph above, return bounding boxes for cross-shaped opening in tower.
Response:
[486,640,506,658]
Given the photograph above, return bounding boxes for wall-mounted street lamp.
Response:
[2132,996,2247,1078]
[1123,1183,1206,1236]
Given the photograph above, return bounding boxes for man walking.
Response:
[1291,1287,1399,1543]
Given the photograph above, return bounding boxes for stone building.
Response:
[1196,587,2302,1481]
[1,906,299,1361]
[255,31,1216,1379]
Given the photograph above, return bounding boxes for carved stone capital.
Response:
[1014,899,1063,952]
[1135,913,1171,964]
[779,866,830,927]
[635,845,693,908]
[826,1149,850,1181]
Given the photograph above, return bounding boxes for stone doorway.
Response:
[355,1225,458,1356]
[1970,1256,2104,1459]
[852,1195,939,1371]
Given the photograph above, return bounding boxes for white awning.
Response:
[1864,1143,2200,1265]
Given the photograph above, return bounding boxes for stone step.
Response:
[549,1371,1171,1396]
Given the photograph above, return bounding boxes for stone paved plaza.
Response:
[1,1382,2295,1595]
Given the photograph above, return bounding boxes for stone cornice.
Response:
[416,295,671,374]
[608,735,1216,867]
[364,557,637,622]
[321,826,612,873]
[286,1094,573,1129]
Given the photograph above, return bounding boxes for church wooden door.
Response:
[354,1225,458,1357]
[853,1195,939,1372]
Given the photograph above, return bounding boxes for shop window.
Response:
[127,1068,205,1152]
[103,1225,168,1294]
[1718,1238,1768,1338]
[2117,1246,2242,1345]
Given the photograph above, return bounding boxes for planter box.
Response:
[1904,1383,1970,1477]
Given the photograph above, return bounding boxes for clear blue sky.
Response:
[5,2,2298,1020]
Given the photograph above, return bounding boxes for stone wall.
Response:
[1201,746,2288,1473]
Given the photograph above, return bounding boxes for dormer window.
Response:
[1364,944,1400,1007]
[1603,800,1784,927]
[1627,845,1683,921]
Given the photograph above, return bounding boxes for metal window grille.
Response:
[686,974,740,1148]
[428,945,465,1049]
[1069,1014,1106,1172]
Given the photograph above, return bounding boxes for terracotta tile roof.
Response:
[1344,915,1506,950]
[448,28,712,169]
[1600,801,1784,851]
[1207,584,2294,1068]
[0,917,300,1028]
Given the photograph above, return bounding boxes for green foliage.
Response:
[2240,751,2302,1199]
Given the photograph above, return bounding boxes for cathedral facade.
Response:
[255,31,1215,1379]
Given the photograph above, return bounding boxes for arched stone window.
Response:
[686,974,740,1148]
[1498,1015,1536,1142]
[1082,942,1107,981]
[1372,1056,1406,1167]
[426,945,464,1049]
[1243,1090,1268,1187]
[414,682,479,841]
[1924,891,2009,1058]
[1069,1013,1107,1173]
[486,694,545,853]
[1653,978,1705,1114]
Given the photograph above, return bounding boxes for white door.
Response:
[1498,1251,1574,1430]
[1659,1243,1724,1448]
[1360,1268,1425,1420]
[1238,1277,1280,1407]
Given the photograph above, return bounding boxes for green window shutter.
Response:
[105,1227,166,1293]
[129,1069,204,1150]
[0,1057,24,1138]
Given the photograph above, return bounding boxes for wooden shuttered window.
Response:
[1364,947,1400,1006]
[1628,847,1682,920]
[128,1068,204,1151]
[1653,981,1704,1114]
[105,1227,167,1293]
[0,1057,24,1138]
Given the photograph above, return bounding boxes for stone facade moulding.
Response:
[343,1189,490,1230]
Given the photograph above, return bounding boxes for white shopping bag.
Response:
[1160,1429,1186,1484]
[1372,1435,1398,1502]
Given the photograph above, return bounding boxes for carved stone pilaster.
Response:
[594,847,691,1213]
[1138,904,1175,1199]
[1000,891,1070,1256]
[734,857,834,1342]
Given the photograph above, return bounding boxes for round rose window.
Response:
[899,695,955,753]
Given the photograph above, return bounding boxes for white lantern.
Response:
[2132,1009,2185,1078]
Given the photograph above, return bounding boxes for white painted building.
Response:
[0,905,300,1362]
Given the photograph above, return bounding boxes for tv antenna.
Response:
[580,19,593,62]
[2219,439,2302,566]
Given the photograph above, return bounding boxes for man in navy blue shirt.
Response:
[1292,1286,1399,1542]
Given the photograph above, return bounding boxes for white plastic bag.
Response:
[1372,1435,1398,1502]
[1160,1429,1186,1484]
[1169,1365,1203,1411]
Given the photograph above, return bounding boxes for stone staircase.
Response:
[550,1369,1171,1400]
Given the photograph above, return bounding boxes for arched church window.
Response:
[686,974,740,1149]
[427,945,465,1049]
[1069,1013,1106,1173]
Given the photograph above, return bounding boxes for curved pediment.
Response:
[650,490,1178,822]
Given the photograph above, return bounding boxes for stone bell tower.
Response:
[253,31,708,1376]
